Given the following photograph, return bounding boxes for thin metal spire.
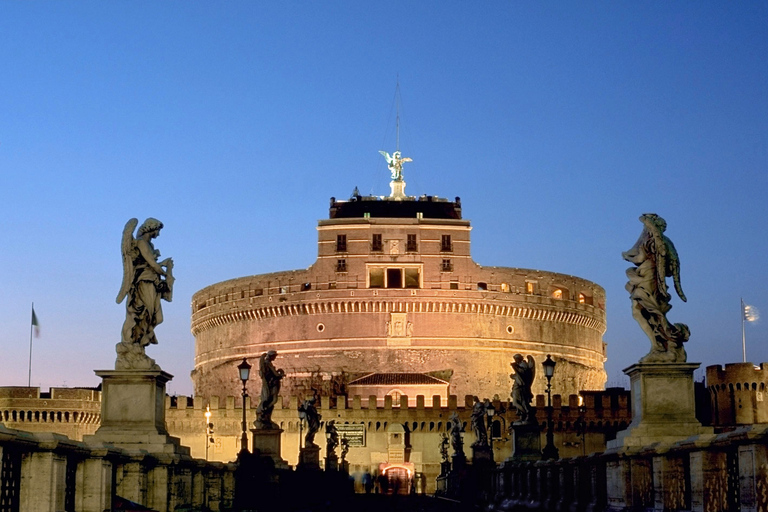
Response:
[395,75,401,151]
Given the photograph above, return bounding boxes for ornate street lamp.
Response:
[237,358,251,454]
[204,405,213,460]
[541,354,559,460]
[486,401,496,452]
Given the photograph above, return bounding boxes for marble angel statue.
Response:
[622,213,690,363]
[116,218,174,370]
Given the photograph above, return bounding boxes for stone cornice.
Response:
[191,298,605,336]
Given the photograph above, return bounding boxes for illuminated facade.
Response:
[191,182,608,403]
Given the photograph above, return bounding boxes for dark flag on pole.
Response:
[31,307,40,338]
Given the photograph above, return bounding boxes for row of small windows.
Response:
[1,410,93,422]
[335,234,447,253]
[197,282,594,306]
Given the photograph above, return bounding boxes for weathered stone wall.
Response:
[191,268,606,402]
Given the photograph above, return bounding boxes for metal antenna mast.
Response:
[396,75,400,151]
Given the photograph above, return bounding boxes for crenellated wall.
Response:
[165,389,630,494]
[0,386,101,441]
[706,362,768,427]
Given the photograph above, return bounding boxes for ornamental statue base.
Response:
[251,428,288,469]
[607,362,713,452]
[507,422,541,462]
[472,443,494,465]
[84,370,189,456]
[325,454,339,472]
[298,445,321,470]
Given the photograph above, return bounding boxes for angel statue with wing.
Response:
[115,218,174,370]
[510,354,536,424]
[623,213,689,363]
[379,150,412,181]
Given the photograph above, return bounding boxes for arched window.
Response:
[552,289,563,299]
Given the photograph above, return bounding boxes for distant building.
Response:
[707,362,768,428]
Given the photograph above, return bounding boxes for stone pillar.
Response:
[116,458,147,505]
[191,467,205,509]
[689,450,727,512]
[738,442,768,512]
[19,451,67,512]
[146,461,172,512]
[652,454,688,512]
[251,428,288,468]
[609,363,712,450]
[86,370,189,456]
[509,422,542,462]
[299,445,321,470]
[75,455,114,512]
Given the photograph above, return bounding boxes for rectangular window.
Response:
[406,234,418,252]
[441,234,452,252]
[450,282,459,290]
[441,259,453,272]
[336,234,347,252]
[369,268,384,288]
[404,268,420,288]
[336,259,347,272]
[526,282,535,294]
[386,268,403,288]
[371,234,383,252]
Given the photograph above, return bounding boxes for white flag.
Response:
[744,303,760,323]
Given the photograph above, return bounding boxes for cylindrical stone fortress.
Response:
[191,194,607,402]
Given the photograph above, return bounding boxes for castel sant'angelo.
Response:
[190,150,608,405]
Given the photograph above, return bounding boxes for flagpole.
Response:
[741,298,746,363]
[28,302,34,387]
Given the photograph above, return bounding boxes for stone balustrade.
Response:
[0,424,235,512]
[491,424,768,512]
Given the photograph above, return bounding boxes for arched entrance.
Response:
[382,465,411,495]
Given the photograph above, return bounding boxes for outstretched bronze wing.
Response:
[116,218,138,304]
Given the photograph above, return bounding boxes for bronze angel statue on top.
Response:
[623,213,689,363]
[379,150,412,181]
[116,218,174,370]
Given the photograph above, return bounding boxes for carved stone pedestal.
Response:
[607,362,712,451]
[472,444,494,465]
[508,422,542,462]
[251,428,288,468]
[298,445,321,470]
[325,454,339,472]
[85,370,189,456]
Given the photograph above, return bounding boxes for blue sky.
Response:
[1,2,766,396]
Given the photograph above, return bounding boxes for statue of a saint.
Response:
[510,354,536,423]
[340,437,350,463]
[379,150,412,181]
[298,396,321,447]
[470,396,488,447]
[326,420,339,456]
[448,412,464,457]
[255,350,285,429]
[116,218,174,370]
[623,214,689,363]
[439,432,449,462]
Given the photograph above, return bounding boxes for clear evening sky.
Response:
[1,3,766,396]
